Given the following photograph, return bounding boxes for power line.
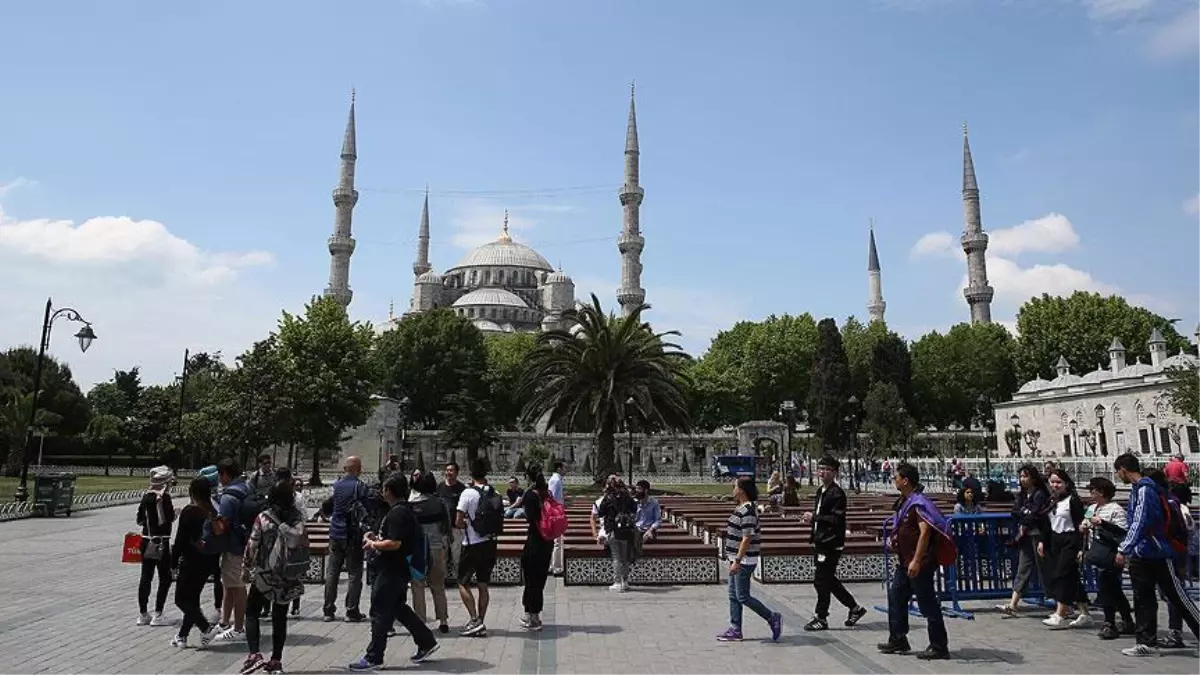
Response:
[358,184,618,197]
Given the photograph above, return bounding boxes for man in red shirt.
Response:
[1165,453,1188,487]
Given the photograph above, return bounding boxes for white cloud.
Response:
[1185,193,1200,215]
[1079,0,1199,59]
[1147,6,1200,58]
[988,212,1081,257]
[447,199,577,250]
[0,177,36,199]
[909,231,958,259]
[0,189,281,389]
[1081,0,1156,21]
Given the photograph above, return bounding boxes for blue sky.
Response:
[0,0,1196,388]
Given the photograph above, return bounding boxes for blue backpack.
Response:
[406,512,429,581]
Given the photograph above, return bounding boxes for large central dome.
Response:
[448,213,553,272]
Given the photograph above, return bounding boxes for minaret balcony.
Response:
[324,286,353,307]
[618,233,645,254]
[617,288,646,307]
[619,184,644,205]
[332,186,359,207]
[960,231,988,252]
[328,235,357,255]
[963,285,995,303]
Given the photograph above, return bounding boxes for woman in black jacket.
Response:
[520,467,554,631]
[171,478,218,648]
[136,466,176,626]
[1039,468,1091,629]
[996,464,1051,617]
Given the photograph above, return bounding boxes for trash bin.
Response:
[32,473,76,517]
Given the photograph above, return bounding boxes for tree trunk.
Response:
[309,445,323,486]
[594,424,617,485]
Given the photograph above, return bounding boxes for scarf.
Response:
[891,491,957,566]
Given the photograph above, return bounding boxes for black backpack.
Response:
[470,485,505,539]
[604,491,638,534]
[226,483,268,533]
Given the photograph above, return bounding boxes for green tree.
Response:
[807,318,850,450]
[276,297,376,485]
[2,347,91,437]
[911,322,1017,429]
[112,367,144,411]
[871,332,913,410]
[862,381,911,457]
[841,316,888,404]
[441,391,499,465]
[87,381,131,418]
[522,442,550,476]
[485,332,538,430]
[518,294,692,483]
[1,391,63,476]
[1014,292,1190,382]
[1165,365,1199,422]
[84,413,124,475]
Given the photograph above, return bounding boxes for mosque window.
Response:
[1112,404,1122,425]
[484,270,491,285]
[1135,402,1145,423]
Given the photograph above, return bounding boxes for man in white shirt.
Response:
[548,461,566,574]
[455,460,501,637]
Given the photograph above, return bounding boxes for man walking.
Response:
[547,461,566,575]
[878,463,951,660]
[596,478,638,592]
[802,456,867,631]
[324,456,369,623]
[247,453,275,498]
[214,459,250,641]
[1113,453,1200,657]
[632,480,660,564]
[438,462,467,584]
[455,460,502,637]
[349,473,439,670]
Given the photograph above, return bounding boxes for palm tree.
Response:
[1,391,62,477]
[518,294,692,483]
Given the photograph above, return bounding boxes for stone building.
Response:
[994,329,1200,458]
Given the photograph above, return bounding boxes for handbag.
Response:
[1084,521,1125,569]
[143,536,165,562]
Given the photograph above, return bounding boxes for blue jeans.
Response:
[728,564,773,629]
[887,563,948,651]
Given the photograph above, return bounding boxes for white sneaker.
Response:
[1069,613,1094,629]
[199,625,219,649]
[137,612,152,626]
[170,635,188,649]
[621,580,630,592]
[1042,614,1068,629]
[218,627,246,642]
[608,582,625,592]
[1121,644,1159,657]
[150,613,176,627]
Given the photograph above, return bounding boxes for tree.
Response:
[862,381,911,458]
[522,443,550,476]
[1,391,63,476]
[871,332,913,410]
[440,391,499,464]
[841,316,888,404]
[2,347,91,437]
[84,413,123,475]
[1014,292,1191,382]
[582,453,593,476]
[112,367,144,411]
[1165,365,1199,422]
[679,453,690,475]
[276,297,376,485]
[807,318,850,450]
[646,453,658,474]
[485,333,538,430]
[911,322,1017,430]
[514,454,527,475]
[518,294,692,483]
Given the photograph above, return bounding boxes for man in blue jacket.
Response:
[324,456,370,623]
[1113,453,1199,657]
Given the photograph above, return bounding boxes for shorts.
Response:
[221,552,246,589]
[457,540,498,585]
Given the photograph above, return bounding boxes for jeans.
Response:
[410,546,449,623]
[522,540,554,614]
[246,586,288,661]
[551,536,564,573]
[138,540,172,614]
[445,533,463,583]
[324,537,364,616]
[813,551,858,619]
[175,565,211,639]
[609,535,633,583]
[365,573,436,665]
[504,507,525,519]
[887,564,948,651]
[727,563,773,629]
[1128,557,1200,645]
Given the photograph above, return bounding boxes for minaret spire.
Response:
[499,209,512,242]
[324,90,358,309]
[413,185,432,277]
[960,123,993,324]
[867,219,886,323]
[617,82,646,317]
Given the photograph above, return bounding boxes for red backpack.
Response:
[1160,495,1189,554]
[539,496,569,540]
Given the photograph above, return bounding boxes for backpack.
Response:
[406,512,430,582]
[469,485,505,539]
[255,511,312,583]
[1160,494,1189,554]
[604,492,637,534]
[538,495,569,541]
[225,483,268,534]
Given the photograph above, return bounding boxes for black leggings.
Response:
[175,566,212,639]
[138,541,172,614]
[521,541,554,615]
[246,586,288,661]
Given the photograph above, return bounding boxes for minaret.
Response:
[867,219,886,323]
[413,186,432,278]
[960,123,994,324]
[324,91,358,309]
[617,82,646,318]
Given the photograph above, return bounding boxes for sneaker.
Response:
[169,635,188,649]
[519,613,532,628]
[136,612,153,626]
[462,618,487,636]
[263,659,283,674]
[915,646,950,660]
[323,614,336,623]
[768,612,782,642]
[716,627,743,642]
[1069,613,1094,629]
[438,622,449,634]
[996,605,1017,619]
[803,617,828,632]
[1043,614,1069,630]
[530,617,544,631]
[1160,630,1185,649]
[410,643,440,664]
[290,604,300,617]
[1097,623,1120,640]
[347,656,380,671]
[199,625,218,649]
[845,606,868,627]
[608,582,625,592]
[621,580,630,592]
[1121,644,1159,657]
[219,627,246,642]
[344,611,366,623]
[150,613,176,627]
[877,640,911,654]
[241,653,265,674]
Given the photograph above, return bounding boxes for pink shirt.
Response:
[1165,459,1188,484]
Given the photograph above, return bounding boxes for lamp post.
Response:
[625,396,636,486]
[845,394,859,493]
[1094,404,1107,457]
[897,405,909,462]
[778,399,797,483]
[1069,418,1078,457]
[398,396,411,471]
[14,298,97,503]
[977,394,994,478]
[1009,412,1022,458]
[176,348,191,469]
[1147,412,1158,455]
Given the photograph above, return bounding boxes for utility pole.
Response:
[176,348,190,469]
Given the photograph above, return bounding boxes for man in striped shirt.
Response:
[717,476,782,642]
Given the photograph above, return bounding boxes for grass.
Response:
[0,475,149,499]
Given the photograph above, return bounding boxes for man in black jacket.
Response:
[802,456,867,631]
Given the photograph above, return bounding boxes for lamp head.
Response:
[74,324,97,353]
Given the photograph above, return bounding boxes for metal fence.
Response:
[0,485,189,523]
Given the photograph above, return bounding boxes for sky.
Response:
[0,0,1197,390]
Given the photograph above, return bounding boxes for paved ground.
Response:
[1,504,1197,674]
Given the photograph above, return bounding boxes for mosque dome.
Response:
[447,212,552,273]
[452,288,530,309]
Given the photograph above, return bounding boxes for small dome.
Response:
[1049,373,1082,388]
[452,288,530,309]
[545,268,572,284]
[471,319,503,332]
[1117,359,1155,379]
[1080,367,1113,384]
[501,323,516,333]
[416,270,442,285]
[1018,377,1051,393]
[1161,351,1199,370]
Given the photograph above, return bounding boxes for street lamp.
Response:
[778,399,797,483]
[14,299,97,503]
[1147,412,1158,455]
[625,396,636,485]
[1009,413,1022,458]
[846,395,860,493]
[1094,404,1107,457]
[977,394,994,478]
[398,396,411,470]
[897,405,909,462]
[1069,418,1078,457]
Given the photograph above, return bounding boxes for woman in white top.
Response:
[1039,468,1091,629]
[1081,476,1132,639]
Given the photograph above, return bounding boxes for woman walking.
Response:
[137,466,177,626]
[1041,469,1092,629]
[717,476,782,642]
[171,478,219,648]
[1081,476,1133,639]
[520,467,554,631]
[409,472,452,634]
[241,479,306,675]
[996,465,1051,617]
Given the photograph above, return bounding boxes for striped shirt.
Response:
[723,502,761,565]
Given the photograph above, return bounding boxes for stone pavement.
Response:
[1,503,1197,674]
